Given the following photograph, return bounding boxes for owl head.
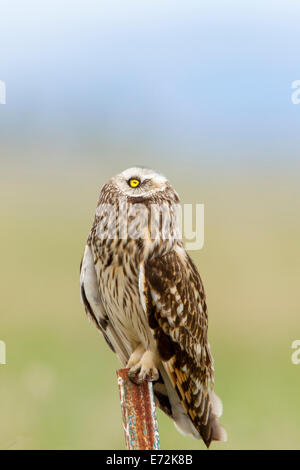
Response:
[110,167,179,202]
[96,167,181,246]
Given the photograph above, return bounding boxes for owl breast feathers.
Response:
[80,167,226,447]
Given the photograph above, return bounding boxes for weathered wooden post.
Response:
[117,368,161,450]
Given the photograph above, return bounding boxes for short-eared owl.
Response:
[80,167,226,447]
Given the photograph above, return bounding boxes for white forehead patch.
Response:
[120,167,167,184]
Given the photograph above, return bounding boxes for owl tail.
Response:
[158,366,227,447]
[202,391,227,447]
[174,390,227,447]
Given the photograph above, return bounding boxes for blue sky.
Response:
[0,1,300,162]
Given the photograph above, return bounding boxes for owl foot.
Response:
[126,344,145,369]
[128,350,159,384]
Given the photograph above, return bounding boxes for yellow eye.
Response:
[129,179,140,188]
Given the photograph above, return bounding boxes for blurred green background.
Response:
[1,0,300,450]
[1,159,299,450]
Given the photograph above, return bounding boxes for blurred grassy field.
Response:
[1,160,300,449]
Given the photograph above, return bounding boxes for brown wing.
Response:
[143,247,220,447]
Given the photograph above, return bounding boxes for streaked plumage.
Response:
[80,167,226,447]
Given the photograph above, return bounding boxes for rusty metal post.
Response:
[117,368,161,450]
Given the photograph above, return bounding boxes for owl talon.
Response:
[145,369,159,382]
[128,366,159,384]
[128,372,143,385]
[128,352,159,384]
